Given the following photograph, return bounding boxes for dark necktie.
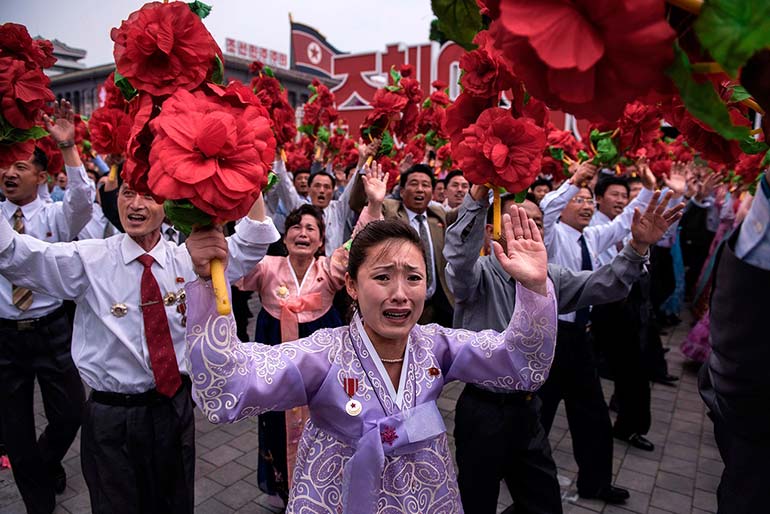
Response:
[11,208,33,311]
[164,227,177,243]
[137,254,182,397]
[415,214,434,291]
[574,235,593,326]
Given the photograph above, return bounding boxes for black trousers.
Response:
[537,322,613,495]
[81,379,195,514]
[592,301,651,437]
[455,385,562,514]
[711,416,770,514]
[0,309,85,514]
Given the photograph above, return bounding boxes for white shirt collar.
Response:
[560,221,583,242]
[2,197,43,221]
[404,206,427,223]
[120,233,169,269]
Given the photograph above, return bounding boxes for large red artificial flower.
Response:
[122,93,158,193]
[634,140,671,178]
[377,155,400,190]
[416,104,447,139]
[35,136,64,176]
[669,135,693,162]
[396,78,423,140]
[460,31,519,98]
[332,137,359,169]
[453,107,546,192]
[111,2,220,97]
[618,101,661,153]
[147,87,275,221]
[663,96,748,166]
[0,57,55,129]
[284,137,313,172]
[74,115,90,146]
[301,79,338,128]
[88,107,132,156]
[734,151,765,186]
[546,124,582,158]
[402,138,427,164]
[436,143,452,164]
[491,0,675,122]
[444,92,497,147]
[102,72,129,111]
[0,24,55,69]
[0,140,35,169]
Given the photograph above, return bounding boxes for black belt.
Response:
[91,376,191,407]
[466,384,533,404]
[558,319,591,333]
[0,305,67,332]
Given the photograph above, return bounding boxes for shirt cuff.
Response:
[234,216,280,245]
[0,215,15,254]
[621,241,650,262]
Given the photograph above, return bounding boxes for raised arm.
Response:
[184,279,334,423]
[44,100,94,240]
[271,156,304,214]
[0,215,90,300]
[443,185,489,302]
[441,208,557,391]
[222,193,281,283]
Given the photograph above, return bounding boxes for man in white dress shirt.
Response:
[0,180,279,513]
[536,163,659,504]
[0,101,94,514]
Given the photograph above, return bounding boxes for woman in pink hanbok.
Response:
[184,204,558,514]
[237,164,383,502]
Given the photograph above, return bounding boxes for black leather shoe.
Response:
[579,485,630,504]
[53,464,66,495]
[616,432,655,452]
[651,373,679,386]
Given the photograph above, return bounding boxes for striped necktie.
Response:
[415,214,434,291]
[11,209,33,311]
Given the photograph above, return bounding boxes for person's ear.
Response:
[485,223,494,240]
[36,170,48,186]
[344,272,357,300]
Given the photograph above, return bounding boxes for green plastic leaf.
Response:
[514,190,527,203]
[389,66,401,86]
[728,84,752,103]
[113,70,138,101]
[164,200,213,236]
[666,43,752,141]
[262,171,279,193]
[762,151,770,167]
[739,137,769,154]
[187,1,212,18]
[297,124,315,136]
[0,118,48,143]
[380,130,395,157]
[317,125,331,144]
[593,137,618,166]
[384,85,401,93]
[431,0,483,51]
[210,54,225,85]
[264,66,275,78]
[307,92,318,104]
[429,18,449,45]
[577,149,590,162]
[694,0,770,77]
[549,147,565,161]
[422,98,433,109]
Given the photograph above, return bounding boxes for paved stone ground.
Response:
[0,310,721,513]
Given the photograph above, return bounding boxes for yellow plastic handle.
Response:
[108,164,118,182]
[210,258,231,316]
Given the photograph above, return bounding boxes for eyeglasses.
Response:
[571,197,596,206]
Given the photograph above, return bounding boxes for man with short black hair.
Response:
[444,169,469,209]
[0,101,94,514]
[530,177,553,204]
[382,164,456,326]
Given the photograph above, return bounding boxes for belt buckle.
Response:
[16,319,35,331]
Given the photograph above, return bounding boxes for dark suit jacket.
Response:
[381,199,458,307]
[699,230,770,440]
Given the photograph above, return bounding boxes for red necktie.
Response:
[137,254,181,397]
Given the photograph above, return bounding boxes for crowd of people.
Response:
[1,92,766,514]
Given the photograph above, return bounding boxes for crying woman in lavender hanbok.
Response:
[184,207,558,514]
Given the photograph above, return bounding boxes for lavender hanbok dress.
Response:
[185,279,558,514]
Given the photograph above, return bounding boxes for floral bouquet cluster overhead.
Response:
[0,23,56,168]
[431,0,770,194]
[110,0,277,314]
